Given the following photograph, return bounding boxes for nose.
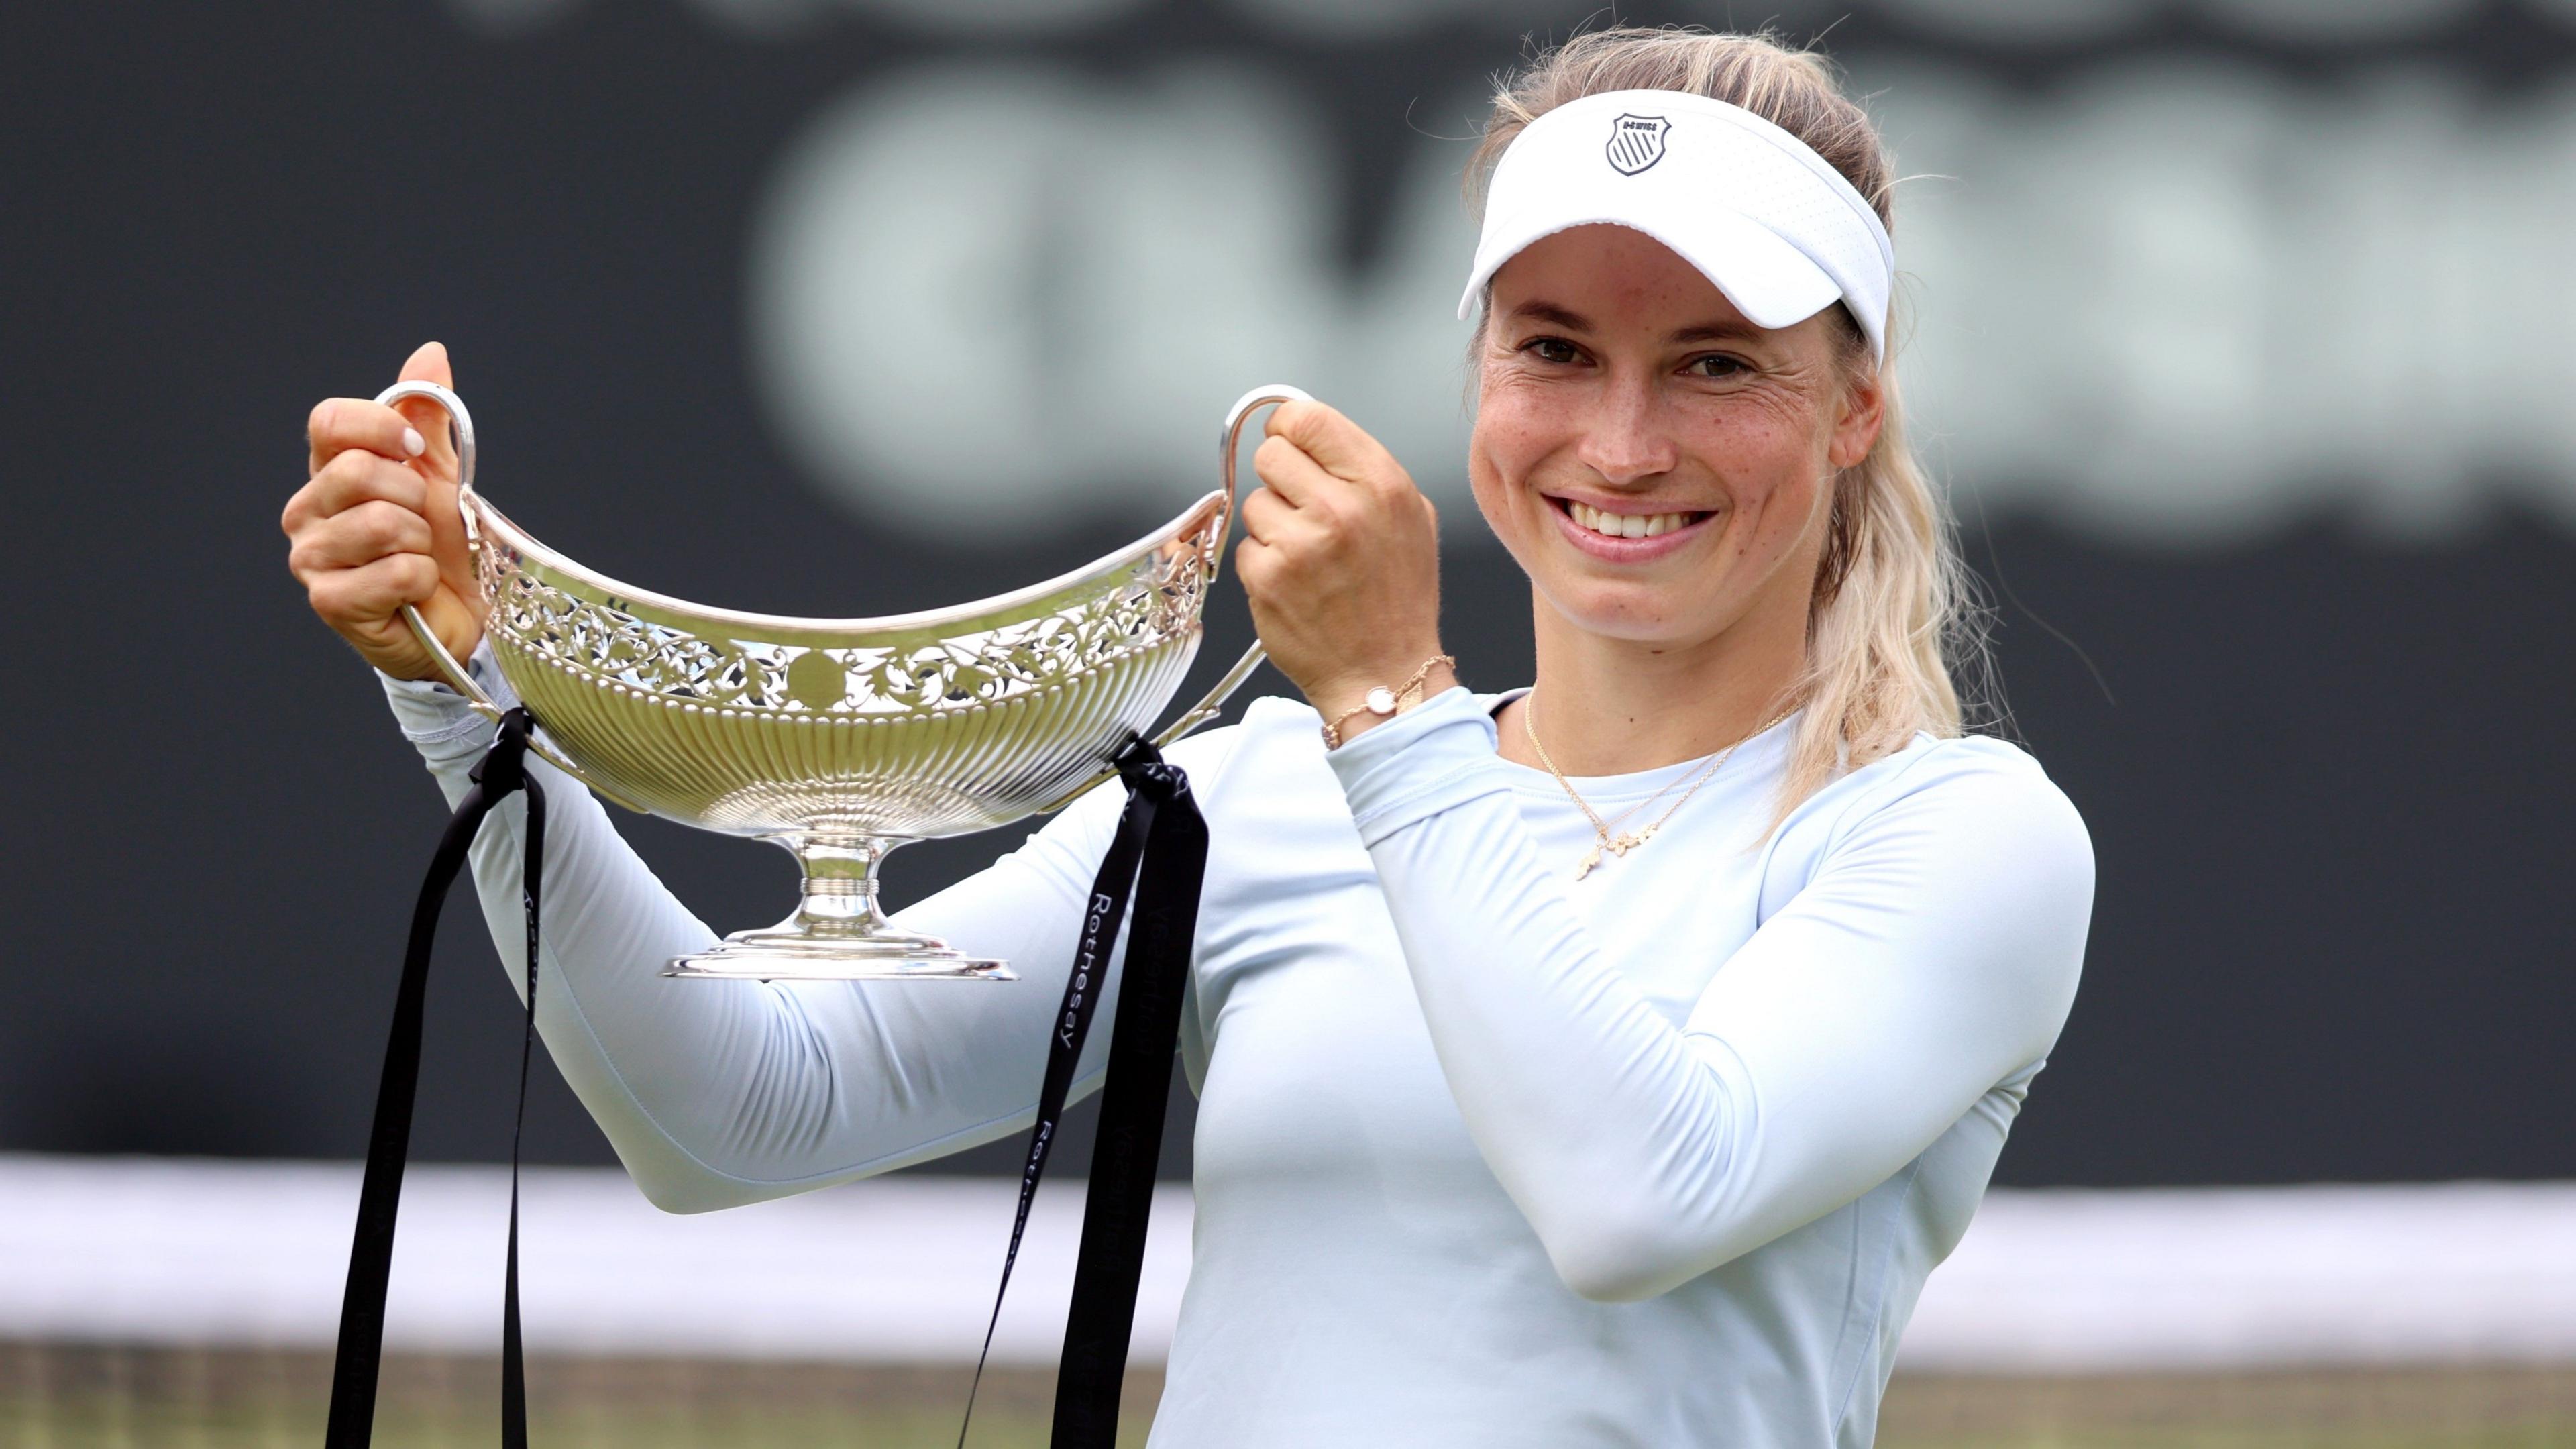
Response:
[1572,374,1678,486]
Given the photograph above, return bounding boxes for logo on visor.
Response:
[1606,114,1671,176]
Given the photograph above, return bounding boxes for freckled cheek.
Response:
[1469,412,1556,521]
[1688,413,1819,511]
[1684,407,1790,465]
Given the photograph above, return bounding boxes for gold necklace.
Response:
[1532,704,1723,858]
[1523,692,1794,881]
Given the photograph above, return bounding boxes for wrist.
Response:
[1318,653,1456,749]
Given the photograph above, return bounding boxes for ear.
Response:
[1826,358,1885,472]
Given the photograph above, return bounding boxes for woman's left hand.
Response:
[1236,400,1450,739]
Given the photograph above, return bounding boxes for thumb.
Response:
[1267,398,1401,488]
[390,341,460,480]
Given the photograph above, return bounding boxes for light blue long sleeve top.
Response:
[382,652,2092,1448]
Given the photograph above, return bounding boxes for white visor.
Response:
[1460,89,1894,361]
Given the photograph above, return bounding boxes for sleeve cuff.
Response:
[379,639,521,751]
[1323,685,1516,845]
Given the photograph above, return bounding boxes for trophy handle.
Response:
[1147,383,1311,746]
[370,379,647,812]
[372,380,485,707]
[1212,383,1311,567]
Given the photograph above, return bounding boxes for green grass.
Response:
[1878,1369,2576,1449]
[6,1345,2572,1448]
[1,1350,1154,1449]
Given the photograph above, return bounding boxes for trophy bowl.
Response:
[383,380,1305,982]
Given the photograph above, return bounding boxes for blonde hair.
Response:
[1469,25,1986,818]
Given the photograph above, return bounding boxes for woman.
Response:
[282,28,2092,1448]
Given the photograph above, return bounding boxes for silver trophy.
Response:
[386,380,1307,982]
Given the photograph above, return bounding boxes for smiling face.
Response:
[1469,223,1882,659]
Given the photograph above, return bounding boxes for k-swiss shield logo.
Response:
[1606,113,1671,175]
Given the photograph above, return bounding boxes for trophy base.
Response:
[662,932,1014,983]
[660,835,1016,982]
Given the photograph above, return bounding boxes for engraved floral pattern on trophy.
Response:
[479,521,1212,717]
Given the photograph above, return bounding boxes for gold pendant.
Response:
[1572,843,1600,881]
[1607,831,1642,857]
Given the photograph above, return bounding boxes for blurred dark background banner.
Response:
[5,0,2569,1189]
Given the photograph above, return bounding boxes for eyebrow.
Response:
[1505,299,1761,345]
[1507,301,1593,333]
[1666,319,1763,345]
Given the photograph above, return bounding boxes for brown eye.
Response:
[1688,354,1749,379]
[1522,337,1581,366]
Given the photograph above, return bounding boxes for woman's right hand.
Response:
[282,341,483,681]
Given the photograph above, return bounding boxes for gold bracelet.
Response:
[1320,654,1456,749]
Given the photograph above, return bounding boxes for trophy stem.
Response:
[661,833,1014,982]
[788,834,898,936]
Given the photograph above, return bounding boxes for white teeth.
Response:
[1568,502,1696,540]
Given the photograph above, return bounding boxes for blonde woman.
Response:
[284,27,2092,1447]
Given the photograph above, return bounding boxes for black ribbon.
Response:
[958,737,1208,1448]
[327,714,1205,1449]
[325,708,547,1449]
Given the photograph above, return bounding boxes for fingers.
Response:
[305,551,440,629]
[1253,400,1417,523]
[1245,439,1432,541]
[305,341,459,481]
[1236,480,1360,584]
[1265,399,1404,488]
[1238,480,1301,545]
[307,398,425,478]
[1239,474,1358,568]
[289,499,434,577]
[1251,433,1340,509]
[1232,533,1287,611]
[282,447,427,535]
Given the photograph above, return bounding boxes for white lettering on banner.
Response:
[751,58,2576,547]
[1061,890,1117,1049]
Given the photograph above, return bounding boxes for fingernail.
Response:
[402,427,426,458]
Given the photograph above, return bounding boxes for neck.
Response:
[1499,590,1807,777]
